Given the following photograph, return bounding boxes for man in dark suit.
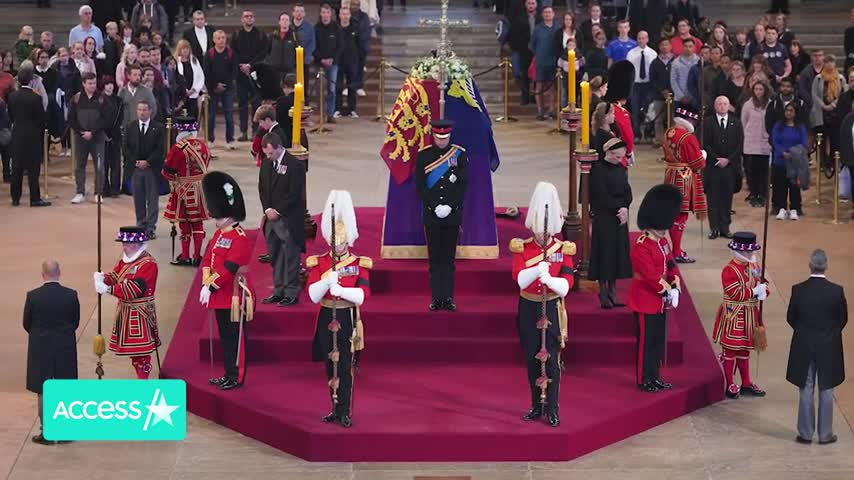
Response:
[841,111,854,220]
[24,259,79,445]
[702,95,742,239]
[787,249,847,445]
[580,4,613,48]
[123,100,165,238]
[507,0,538,105]
[9,68,50,207]
[415,120,469,311]
[182,9,215,61]
[259,131,306,306]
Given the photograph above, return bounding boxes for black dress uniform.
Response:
[414,120,469,311]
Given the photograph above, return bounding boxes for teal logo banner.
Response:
[43,379,186,441]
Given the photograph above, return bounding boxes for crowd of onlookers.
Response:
[502,1,854,219]
[0,1,377,208]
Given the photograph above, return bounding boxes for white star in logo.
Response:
[143,389,179,431]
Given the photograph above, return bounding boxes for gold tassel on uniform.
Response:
[753,325,768,352]
[93,334,105,356]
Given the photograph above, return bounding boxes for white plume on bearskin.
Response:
[321,190,359,247]
[525,182,564,236]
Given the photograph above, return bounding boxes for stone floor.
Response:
[1,112,852,479]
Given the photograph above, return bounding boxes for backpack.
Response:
[207,46,234,62]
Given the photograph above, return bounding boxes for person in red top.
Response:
[198,171,256,391]
[670,19,703,56]
[94,226,160,379]
[306,190,371,428]
[605,61,636,166]
[712,231,770,399]
[162,115,210,266]
[627,184,682,392]
[663,105,707,263]
[510,182,576,428]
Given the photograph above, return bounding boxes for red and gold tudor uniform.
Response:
[663,107,706,262]
[201,224,255,387]
[712,232,769,399]
[162,126,210,265]
[510,236,575,422]
[101,227,160,379]
[306,252,371,422]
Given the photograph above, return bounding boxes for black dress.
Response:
[587,159,633,281]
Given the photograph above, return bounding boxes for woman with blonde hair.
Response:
[115,43,137,88]
[174,39,205,119]
[591,101,617,161]
[810,55,847,159]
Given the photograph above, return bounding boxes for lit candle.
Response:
[567,50,576,106]
[580,81,590,147]
[292,83,304,148]
[296,46,304,85]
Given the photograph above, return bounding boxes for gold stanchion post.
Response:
[42,129,50,199]
[374,58,390,122]
[665,92,673,130]
[494,57,517,123]
[200,95,209,144]
[815,133,823,205]
[166,117,173,151]
[311,69,332,134]
[826,151,846,224]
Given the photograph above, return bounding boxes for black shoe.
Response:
[339,414,353,428]
[171,257,194,266]
[819,434,838,445]
[258,254,271,263]
[262,294,284,304]
[725,389,740,399]
[191,258,202,267]
[522,406,543,421]
[795,435,812,444]
[638,382,660,393]
[12,199,20,206]
[444,298,457,311]
[148,231,157,240]
[237,133,249,142]
[429,299,443,311]
[208,376,228,385]
[720,231,734,240]
[708,230,719,240]
[278,297,298,306]
[599,299,613,309]
[652,378,673,390]
[740,383,766,397]
[546,411,560,427]
[322,411,338,423]
[30,199,51,207]
[218,378,240,390]
[674,255,696,264]
[31,434,55,445]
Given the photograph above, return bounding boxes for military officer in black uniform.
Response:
[415,119,469,312]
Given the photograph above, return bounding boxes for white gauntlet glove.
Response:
[325,271,339,287]
[199,286,211,306]
[668,288,681,308]
[752,283,768,301]
[330,283,344,297]
[95,280,109,295]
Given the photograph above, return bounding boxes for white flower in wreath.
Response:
[429,65,441,80]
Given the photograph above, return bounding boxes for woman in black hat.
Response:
[588,138,633,308]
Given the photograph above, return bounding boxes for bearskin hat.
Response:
[251,63,282,101]
[603,60,635,103]
[637,184,682,231]
[203,171,246,222]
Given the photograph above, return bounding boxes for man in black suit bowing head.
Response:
[259,132,306,306]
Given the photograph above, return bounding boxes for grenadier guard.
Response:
[414,119,468,311]
[662,105,706,263]
[198,171,256,391]
[510,182,575,427]
[605,61,636,166]
[627,184,683,393]
[93,226,160,379]
[306,190,371,428]
[162,115,211,266]
[712,231,770,399]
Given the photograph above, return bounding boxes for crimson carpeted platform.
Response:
[161,207,724,462]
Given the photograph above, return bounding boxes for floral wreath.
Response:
[410,51,472,82]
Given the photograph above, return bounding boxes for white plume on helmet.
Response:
[321,190,359,247]
[525,182,564,236]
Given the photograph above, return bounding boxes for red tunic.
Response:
[306,252,372,351]
[627,232,680,314]
[612,102,634,159]
[663,126,707,217]
[103,252,160,356]
[712,259,767,351]
[201,225,255,310]
[510,237,576,343]
[162,138,210,222]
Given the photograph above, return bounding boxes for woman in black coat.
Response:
[587,138,633,308]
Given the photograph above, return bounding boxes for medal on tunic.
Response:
[449,173,457,183]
